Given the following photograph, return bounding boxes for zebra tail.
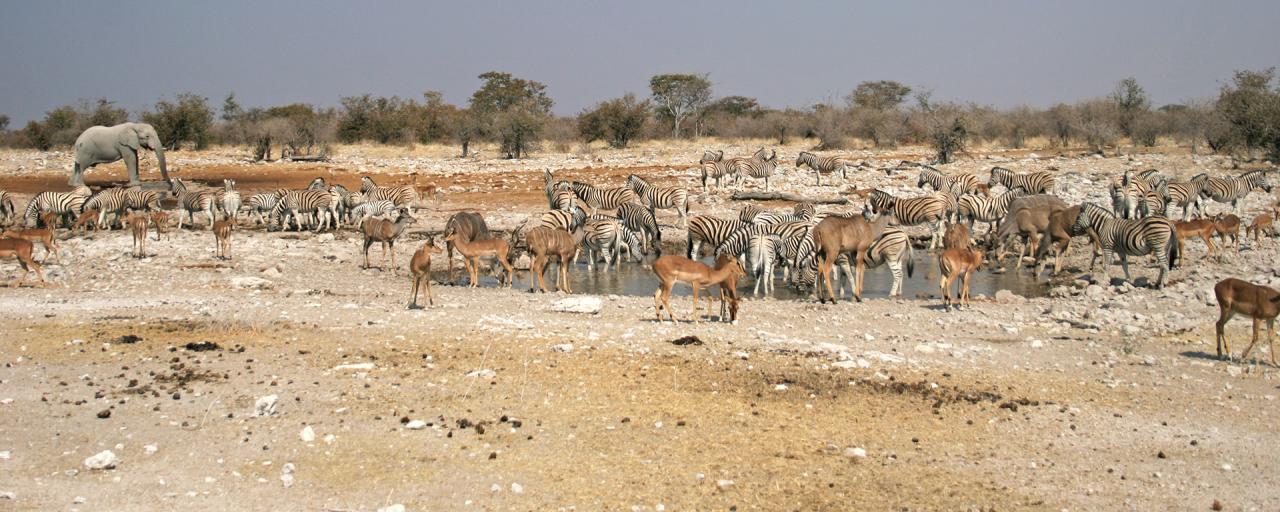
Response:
[1168,229,1181,269]
[904,243,915,279]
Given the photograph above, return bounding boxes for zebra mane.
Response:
[1081,202,1116,219]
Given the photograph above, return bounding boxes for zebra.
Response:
[793,235,853,299]
[616,202,660,254]
[866,189,948,249]
[579,218,623,272]
[700,158,738,193]
[738,149,779,191]
[219,179,241,221]
[0,190,16,226]
[933,190,961,224]
[566,181,638,216]
[1071,202,1180,288]
[532,206,587,233]
[793,202,816,219]
[738,204,765,223]
[1165,175,1207,221]
[686,215,748,259]
[745,233,784,296]
[917,167,981,195]
[124,187,161,213]
[988,167,1055,194]
[246,191,283,225]
[327,184,357,224]
[360,176,419,207]
[83,187,131,229]
[1109,178,1140,219]
[794,151,850,186]
[170,179,219,230]
[752,209,813,225]
[699,150,723,165]
[270,189,335,232]
[1137,181,1168,218]
[1199,170,1272,214]
[543,170,569,209]
[349,200,398,224]
[958,189,1023,234]
[308,177,327,191]
[551,189,577,211]
[862,227,914,297]
[24,187,90,227]
[626,174,689,228]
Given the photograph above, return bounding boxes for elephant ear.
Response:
[117,126,141,151]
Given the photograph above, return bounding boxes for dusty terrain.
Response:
[1,141,1278,511]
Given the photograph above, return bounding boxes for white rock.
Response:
[0,491,13,500]
[74,496,86,504]
[332,362,376,371]
[255,395,280,417]
[0,450,9,460]
[466,369,496,379]
[323,434,336,444]
[299,426,316,442]
[549,297,602,314]
[84,450,120,470]
[914,343,937,354]
[281,462,295,488]
[994,290,1024,304]
[404,420,427,430]
[550,343,574,353]
[1029,339,1045,348]
[716,479,734,489]
[143,444,158,455]
[845,447,868,459]
[510,482,524,494]
[230,276,273,290]
[377,505,405,512]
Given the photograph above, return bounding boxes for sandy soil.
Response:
[0,142,1277,511]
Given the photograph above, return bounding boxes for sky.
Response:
[1,0,1278,124]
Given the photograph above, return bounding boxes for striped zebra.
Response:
[24,187,90,227]
[793,202,816,219]
[566,181,638,216]
[794,151,851,186]
[616,202,660,254]
[349,200,397,224]
[0,190,16,226]
[1137,182,1168,218]
[270,189,335,232]
[744,233,784,296]
[83,187,131,229]
[700,158,738,193]
[626,174,689,228]
[738,204,765,223]
[686,215,748,259]
[1109,178,1140,219]
[738,149,779,191]
[1199,170,1272,214]
[917,167,980,195]
[1072,202,1180,288]
[1165,175,1207,221]
[543,170,570,209]
[866,189,948,249]
[752,208,813,225]
[578,218,622,271]
[933,190,960,224]
[862,227,914,297]
[793,235,853,298]
[699,150,723,165]
[170,179,220,230]
[246,191,283,225]
[124,187,161,213]
[958,189,1023,234]
[308,177,327,191]
[218,179,241,221]
[360,176,419,207]
[533,206,587,233]
[551,188,577,211]
[988,167,1055,194]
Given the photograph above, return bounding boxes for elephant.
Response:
[69,122,170,188]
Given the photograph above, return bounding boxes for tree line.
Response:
[2,69,1278,163]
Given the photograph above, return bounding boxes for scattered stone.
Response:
[0,451,9,460]
[299,426,316,442]
[183,341,220,352]
[510,482,524,494]
[716,479,734,490]
[994,290,1025,304]
[377,505,405,512]
[332,362,376,371]
[280,462,295,488]
[254,395,280,417]
[73,496,86,504]
[845,447,867,459]
[230,276,273,290]
[670,336,703,346]
[96,409,111,419]
[144,444,158,455]
[84,450,120,470]
[1085,284,1106,299]
[114,334,142,344]
[405,420,427,430]
[549,296,602,314]
[466,369,496,379]
[550,343,574,353]
[0,491,13,500]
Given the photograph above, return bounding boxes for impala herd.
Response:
[0,150,1278,365]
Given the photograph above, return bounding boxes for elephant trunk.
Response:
[154,145,171,187]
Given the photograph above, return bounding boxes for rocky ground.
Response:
[0,142,1278,511]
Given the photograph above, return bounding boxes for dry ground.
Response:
[0,141,1278,511]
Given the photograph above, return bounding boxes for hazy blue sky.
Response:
[2,1,1277,124]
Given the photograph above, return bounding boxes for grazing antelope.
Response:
[524,226,581,293]
[360,208,415,274]
[1214,278,1280,364]
[1174,219,1219,263]
[1247,213,1275,242]
[942,223,973,250]
[126,212,148,259]
[0,237,44,285]
[651,254,746,323]
[938,247,984,311]
[71,209,101,233]
[443,212,490,283]
[1,224,60,264]
[1213,213,1241,256]
[212,217,234,260]
[150,210,170,241]
[407,240,444,309]
[445,231,514,288]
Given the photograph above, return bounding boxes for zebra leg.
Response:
[1118,252,1131,284]
[888,259,902,297]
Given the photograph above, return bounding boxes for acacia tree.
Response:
[848,80,912,147]
[915,92,969,164]
[469,71,553,159]
[649,74,711,138]
[578,94,648,149]
[1110,77,1150,138]
[142,93,214,150]
[1215,68,1280,158]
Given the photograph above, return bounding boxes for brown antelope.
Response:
[938,247,984,311]
[651,254,746,323]
[72,209,101,233]
[150,210,170,241]
[407,240,444,309]
[943,223,973,250]
[360,208,415,274]
[1,224,60,264]
[126,212,148,258]
[444,231,514,288]
[212,217,234,260]
[1214,278,1280,365]
[524,226,580,294]
[1247,213,1275,242]
[811,214,875,303]
[1174,219,1218,262]
[0,237,43,285]
[443,212,490,282]
[1213,213,1241,256]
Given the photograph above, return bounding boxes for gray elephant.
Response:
[70,122,170,188]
